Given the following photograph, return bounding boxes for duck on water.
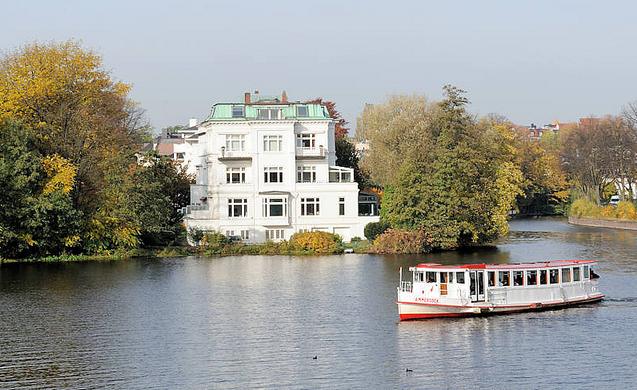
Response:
[397,260,603,320]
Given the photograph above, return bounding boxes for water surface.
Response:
[1,218,636,389]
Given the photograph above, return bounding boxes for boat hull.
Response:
[397,294,604,321]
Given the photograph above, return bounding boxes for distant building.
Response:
[179,91,379,243]
[153,119,202,175]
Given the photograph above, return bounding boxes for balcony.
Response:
[218,148,252,161]
[295,146,326,159]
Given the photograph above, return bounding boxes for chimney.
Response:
[189,118,198,128]
[281,90,288,103]
[244,92,251,104]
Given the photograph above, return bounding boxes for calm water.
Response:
[1,218,637,389]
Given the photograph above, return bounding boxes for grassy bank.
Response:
[1,232,366,263]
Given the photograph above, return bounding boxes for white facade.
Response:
[183,98,378,242]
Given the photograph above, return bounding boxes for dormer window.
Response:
[257,108,281,120]
[296,105,309,117]
[232,105,244,118]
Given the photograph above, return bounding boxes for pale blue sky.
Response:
[3,0,636,132]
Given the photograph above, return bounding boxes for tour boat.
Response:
[397,260,604,320]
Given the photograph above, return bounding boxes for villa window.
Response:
[240,230,250,240]
[583,265,590,279]
[540,270,548,285]
[513,271,524,286]
[549,269,559,284]
[264,167,283,183]
[262,198,287,217]
[415,272,424,282]
[456,272,465,284]
[488,271,495,287]
[426,272,436,283]
[573,267,581,281]
[448,272,454,283]
[225,134,245,151]
[498,271,510,287]
[231,105,244,118]
[296,105,309,117]
[226,167,246,184]
[440,272,448,283]
[296,133,316,148]
[301,197,320,216]
[297,166,317,183]
[339,197,345,216]
[257,108,281,120]
[266,229,285,241]
[263,135,283,152]
[526,270,537,285]
[561,268,571,283]
[227,198,248,217]
[174,152,185,160]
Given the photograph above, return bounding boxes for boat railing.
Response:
[400,281,413,293]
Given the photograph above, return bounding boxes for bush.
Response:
[364,221,390,241]
[614,201,637,220]
[200,232,229,253]
[570,198,637,220]
[370,228,433,254]
[188,227,205,245]
[350,236,362,243]
[289,231,343,254]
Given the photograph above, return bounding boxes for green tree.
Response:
[380,86,522,251]
[130,153,193,246]
[0,121,82,258]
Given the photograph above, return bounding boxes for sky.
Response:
[3,0,637,133]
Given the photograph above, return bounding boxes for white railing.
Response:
[296,146,326,157]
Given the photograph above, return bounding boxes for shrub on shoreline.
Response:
[570,198,637,220]
[364,221,390,241]
[369,228,433,254]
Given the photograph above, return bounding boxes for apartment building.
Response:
[182,92,379,242]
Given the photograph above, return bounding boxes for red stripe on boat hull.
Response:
[398,295,604,321]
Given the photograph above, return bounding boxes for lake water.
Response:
[1,218,637,389]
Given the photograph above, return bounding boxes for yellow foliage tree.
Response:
[42,154,77,194]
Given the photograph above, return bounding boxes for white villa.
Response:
[180,91,379,243]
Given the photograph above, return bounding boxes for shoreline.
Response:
[568,216,637,231]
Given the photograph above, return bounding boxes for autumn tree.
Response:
[355,95,438,187]
[306,98,349,138]
[379,86,523,251]
[0,121,82,258]
[560,116,637,204]
[0,41,153,253]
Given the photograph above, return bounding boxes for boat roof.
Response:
[414,260,596,271]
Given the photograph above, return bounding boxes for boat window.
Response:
[498,271,510,287]
[488,271,495,287]
[526,270,537,285]
[415,272,424,282]
[583,265,590,279]
[456,272,465,284]
[561,268,571,283]
[549,269,559,284]
[513,271,524,286]
[540,270,548,285]
[426,272,437,283]
[448,272,454,283]
[440,272,448,283]
[573,267,581,281]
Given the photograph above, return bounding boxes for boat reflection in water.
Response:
[397,260,604,320]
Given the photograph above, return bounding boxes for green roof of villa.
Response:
[204,98,331,122]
